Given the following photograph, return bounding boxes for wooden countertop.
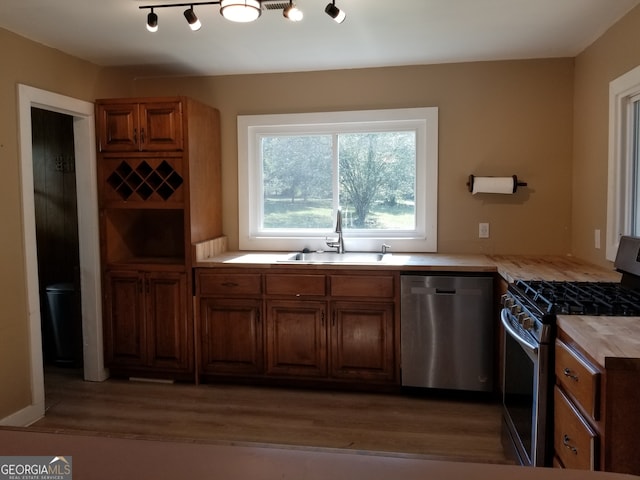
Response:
[557,315,640,368]
[195,251,621,282]
[1,428,638,480]
[195,251,497,272]
[487,255,622,283]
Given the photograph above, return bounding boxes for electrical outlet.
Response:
[479,222,490,239]
[595,229,601,249]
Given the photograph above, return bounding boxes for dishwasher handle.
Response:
[435,288,456,295]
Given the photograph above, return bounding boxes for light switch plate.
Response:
[479,222,489,238]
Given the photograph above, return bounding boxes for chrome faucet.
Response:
[326,209,345,253]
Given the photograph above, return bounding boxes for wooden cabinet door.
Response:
[146,272,190,371]
[200,298,263,375]
[140,102,184,151]
[104,270,147,367]
[265,300,327,378]
[96,101,183,152]
[97,103,140,152]
[330,301,395,382]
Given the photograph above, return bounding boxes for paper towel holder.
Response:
[467,174,527,193]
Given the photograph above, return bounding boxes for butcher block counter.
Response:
[196,251,622,282]
[487,255,622,283]
[0,428,638,480]
[557,315,640,367]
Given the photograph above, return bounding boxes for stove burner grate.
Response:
[513,280,640,316]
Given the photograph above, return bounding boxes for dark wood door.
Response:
[104,270,146,367]
[146,271,190,371]
[199,298,263,375]
[265,300,327,378]
[330,301,395,382]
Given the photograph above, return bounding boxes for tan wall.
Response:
[572,5,640,268]
[132,59,575,254]
[0,28,132,419]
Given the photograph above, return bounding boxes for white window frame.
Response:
[607,65,640,260]
[238,107,438,253]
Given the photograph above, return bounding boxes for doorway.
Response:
[15,84,106,426]
[31,108,83,369]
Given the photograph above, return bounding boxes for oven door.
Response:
[501,308,550,467]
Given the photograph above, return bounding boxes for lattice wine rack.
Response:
[106,159,184,201]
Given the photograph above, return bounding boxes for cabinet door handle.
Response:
[133,128,138,145]
[321,311,325,327]
[562,434,578,455]
[140,128,145,144]
[221,282,239,287]
[563,367,579,381]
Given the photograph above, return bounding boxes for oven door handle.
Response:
[501,308,539,355]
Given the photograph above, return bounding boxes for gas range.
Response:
[502,236,640,344]
[501,235,640,468]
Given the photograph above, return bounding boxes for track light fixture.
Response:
[324,1,345,24]
[139,1,346,30]
[146,8,158,32]
[283,1,303,22]
[183,6,202,31]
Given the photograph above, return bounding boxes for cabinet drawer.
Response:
[265,274,326,296]
[554,386,598,470]
[198,272,262,296]
[330,274,395,298]
[555,340,600,420]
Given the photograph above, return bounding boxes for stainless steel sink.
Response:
[280,251,390,263]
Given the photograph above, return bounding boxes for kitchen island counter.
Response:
[1,428,638,480]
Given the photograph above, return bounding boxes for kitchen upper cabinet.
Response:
[96,101,184,152]
[104,270,191,375]
[97,96,222,381]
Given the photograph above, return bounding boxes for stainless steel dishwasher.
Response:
[400,274,494,392]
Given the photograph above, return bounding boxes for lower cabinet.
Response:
[196,268,400,388]
[199,298,263,375]
[331,301,395,382]
[553,334,640,474]
[265,299,328,377]
[103,269,191,377]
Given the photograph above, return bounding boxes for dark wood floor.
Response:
[31,368,510,464]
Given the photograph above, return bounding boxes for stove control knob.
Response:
[521,317,534,330]
[510,304,521,315]
[502,295,514,308]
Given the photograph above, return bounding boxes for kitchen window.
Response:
[237,107,438,252]
[607,65,640,260]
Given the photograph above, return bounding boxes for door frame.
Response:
[14,84,106,425]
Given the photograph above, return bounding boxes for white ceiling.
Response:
[0,0,639,76]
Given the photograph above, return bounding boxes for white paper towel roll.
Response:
[472,176,515,195]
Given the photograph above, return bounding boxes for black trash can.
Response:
[45,283,79,366]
